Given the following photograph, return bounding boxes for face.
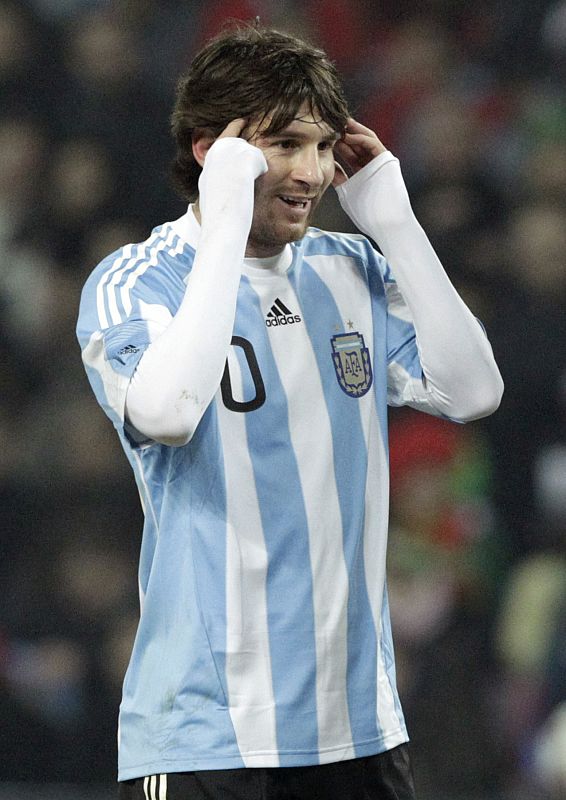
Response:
[244,104,340,257]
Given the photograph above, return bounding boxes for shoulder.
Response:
[83,221,193,292]
[301,226,388,273]
[77,220,194,336]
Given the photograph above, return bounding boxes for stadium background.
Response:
[0,0,565,798]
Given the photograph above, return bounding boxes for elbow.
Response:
[450,371,504,422]
[131,414,197,447]
[144,406,201,446]
[125,395,202,447]
[155,428,194,447]
[485,371,505,416]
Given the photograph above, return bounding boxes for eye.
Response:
[277,139,297,150]
[318,140,335,152]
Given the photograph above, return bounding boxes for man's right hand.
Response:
[217,117,249,140]
[198,119,268,228]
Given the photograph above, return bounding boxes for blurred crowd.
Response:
[0,1,565,798]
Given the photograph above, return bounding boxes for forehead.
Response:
[253,101,339,140]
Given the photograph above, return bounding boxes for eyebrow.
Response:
[261,126,340,142]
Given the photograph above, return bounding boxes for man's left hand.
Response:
[332,118,387,187]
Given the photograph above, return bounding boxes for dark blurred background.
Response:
[0,1,565,798]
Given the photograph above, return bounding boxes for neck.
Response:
[191,199,286,259]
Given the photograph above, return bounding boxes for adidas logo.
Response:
[265,298,302,328]
[117,344,140,355]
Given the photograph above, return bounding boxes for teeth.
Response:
[281,196,308,207]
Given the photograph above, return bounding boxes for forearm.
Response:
[124,223,246,445]
[337,153,504,421]
[125,137,267,445]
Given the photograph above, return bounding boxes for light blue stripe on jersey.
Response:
[289,257,381,754]
[386,314,422,377]
[233,276,319,765]
[366,264,391,448]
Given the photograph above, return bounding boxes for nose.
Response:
[290,146,325,189]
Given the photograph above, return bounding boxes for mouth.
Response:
[278,195,313,212]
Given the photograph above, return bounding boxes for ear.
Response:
[191,129,216,167]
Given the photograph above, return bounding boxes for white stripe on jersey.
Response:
[96,243,134,329]
[95,226,177,330]
[106,231,162,326]
[159,774,167,800]
[305,254,399,735]
[216,348,278,764]
[143,776,150,800]
[253,276,354,755]
[119,228,177,320]
[303,253,374,350]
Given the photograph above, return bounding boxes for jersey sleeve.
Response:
[76,245,179,441]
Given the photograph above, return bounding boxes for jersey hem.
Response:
[117,728,409,781]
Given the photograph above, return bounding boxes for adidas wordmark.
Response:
[265,297,302,328]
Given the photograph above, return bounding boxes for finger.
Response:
[342,131,386,158]
[345,117,379,138]
[343,131,386,148]
[334,140,360,169]
[335,139,358,158]
[218,118,248,139]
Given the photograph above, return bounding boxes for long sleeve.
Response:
[124,137,267,445]
[336,151,504,422]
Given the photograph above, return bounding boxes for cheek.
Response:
[253,173,272,203]
[254,160,282,195]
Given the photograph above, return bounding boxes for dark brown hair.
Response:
[171,22,350,200]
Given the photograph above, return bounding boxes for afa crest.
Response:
[331,331,373,398]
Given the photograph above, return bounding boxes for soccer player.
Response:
[77,23,504,800]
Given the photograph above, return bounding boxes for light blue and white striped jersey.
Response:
[77,207,434,781]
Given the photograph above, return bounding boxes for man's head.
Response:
[171,22,350,203]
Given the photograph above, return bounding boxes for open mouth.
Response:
[279,196,310,209]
